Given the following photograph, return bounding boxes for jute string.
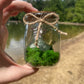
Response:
[23,12,67,48]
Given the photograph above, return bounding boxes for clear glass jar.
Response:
[23,12,60,67]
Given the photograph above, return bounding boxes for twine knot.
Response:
[23,12,67,48]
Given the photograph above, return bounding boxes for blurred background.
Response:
[10,0,84,23]
[5,0,84,84]
[6,0,84,62]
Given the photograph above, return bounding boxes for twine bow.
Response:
[23,12,67,48]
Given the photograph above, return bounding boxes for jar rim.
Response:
[30,11,55,14]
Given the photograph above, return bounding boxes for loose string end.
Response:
[58,30,68,35]
[60,32,68,35]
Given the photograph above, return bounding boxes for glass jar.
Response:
[23,11,60,67]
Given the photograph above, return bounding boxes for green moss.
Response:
[25,47,59,66]
[41,50,59,66]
